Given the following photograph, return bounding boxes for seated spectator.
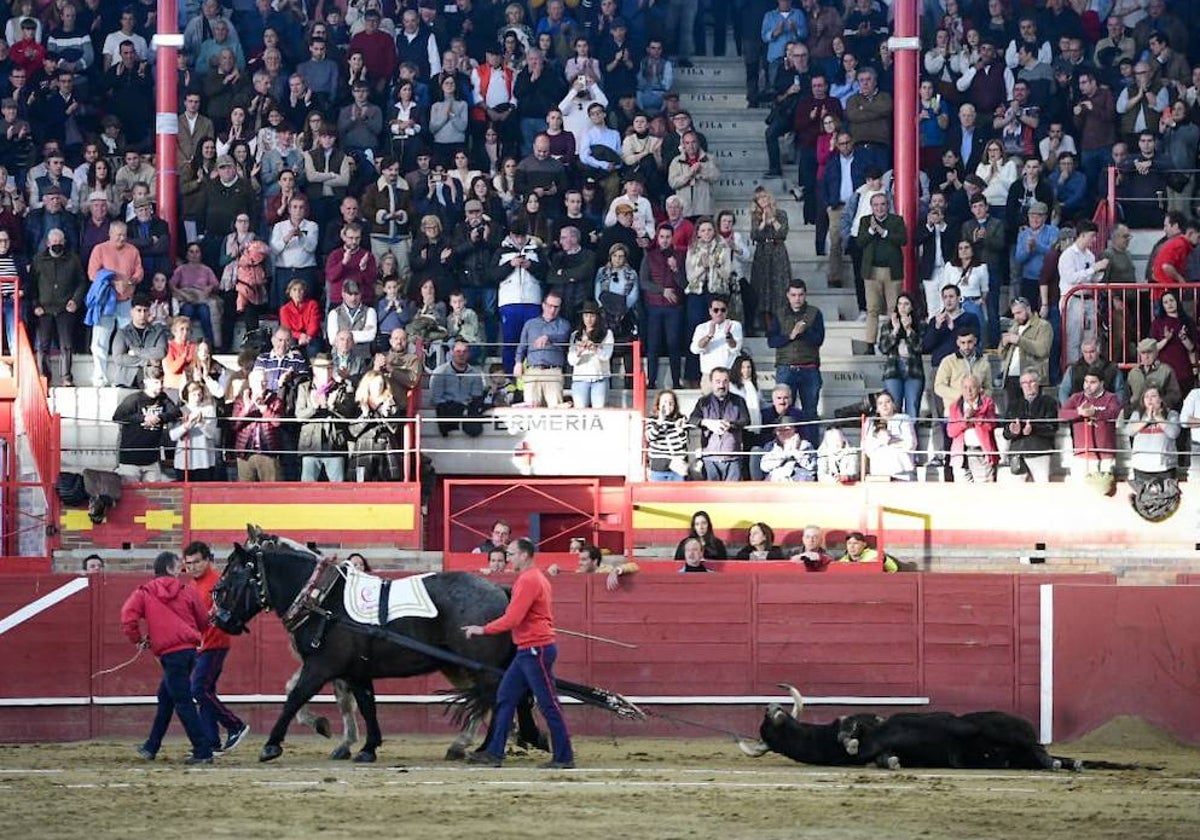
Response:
[375,275,410,338]
[645,389,690,481]
[231,366,284,482]
[687,366,750,481]
[169,381,221,482]
[947,374,999,483]
[549,543,638,591]
[406,278,449,351]
[1124,386,1180,483]
[817,427,860,483]
[1002,369,1059,484]
[326,279,379,358]
[446,290,483,347]
[1058,338,1127,406]
[431,339,485,437]
[108,294,169,389]
[673,510,727,560]
[1149,289,1196,398]
[483,363,518,410]
[382,328,424,415]
[254,327,309,393]
[473,519,512,555]
[279,278,323,356]
[1060,371,1122,477]
[567,300,614,408]
[162,316,197,394]
[678,538,712,573]
[838,531,899,572]
[112,364,180,483]
[347,369,401,482]
[169,242,219,347]
[862,392,916,481]
[735,523,785,560]
[1127,336,1183,412]
[295,354,356,483]
[789,525,834,571]
[759,421,817,482]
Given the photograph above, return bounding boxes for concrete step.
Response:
[673,65,751,92]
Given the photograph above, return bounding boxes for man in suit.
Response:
[946,102,991,173]
[917,198,955,311]
[820,131,866,287]
[856,192,906,349]
[177,91,214,165]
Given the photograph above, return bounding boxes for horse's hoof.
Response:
[445,745,467,761]
[886,756,901,771]
[314,716,332,739]
[259,744,283,763]
[352,750,377,764]
[329,745,352,761]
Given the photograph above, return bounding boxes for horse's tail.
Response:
[446,680,496,728]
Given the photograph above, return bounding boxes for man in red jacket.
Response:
[120,551,213,765]
[184,541,250,757]
[462,537,574,769]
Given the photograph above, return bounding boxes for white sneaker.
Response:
[856,311,868,322]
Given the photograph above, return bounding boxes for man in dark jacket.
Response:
[120,551,213,764]
[688,366,751,480]
[199,156,255,265]
[109,294,168,387]
[1002,368,1059,483]
[546,225,596,320]
[856,192,907,349]
[126,197,171,280]
[112,364,180,482]
[294,354,355,482]
[29,227,86,385]
[451,199,500,340]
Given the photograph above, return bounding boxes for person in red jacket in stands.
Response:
[120,551,213,764]
[278,277,324,356]
[462,537,575,769]
[184,541,250,757]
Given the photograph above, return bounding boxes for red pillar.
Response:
[892,1,920,294]
[153,0,181,258]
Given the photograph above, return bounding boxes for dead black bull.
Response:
[736,684,885,765]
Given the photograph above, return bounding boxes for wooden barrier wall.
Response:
[12,571,1188,747]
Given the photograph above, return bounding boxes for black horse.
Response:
[211,528,544,763]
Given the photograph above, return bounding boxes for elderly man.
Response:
[667,132,719,220]
[1014,201,1059,307]
[759,420,817,482]
[231,367,284,482]
[688,365,750,481]
[1127,336,1183,412]
[1003,369,1059,483]
[325,279,377,359]
[856,192,905,348]
[946,375,999,483]
[253,326,309,392]
[515,290,571,408]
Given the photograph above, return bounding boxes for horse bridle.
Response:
[212,550,272,632]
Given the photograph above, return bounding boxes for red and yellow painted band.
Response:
[190,503,416,532]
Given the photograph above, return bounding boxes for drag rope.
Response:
[641,707,753,742]
[92,645,145,678]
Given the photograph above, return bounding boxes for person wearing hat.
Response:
[595,201,647,273]
[1014,200,1059,308]
[128,196,171,279]
[604,175,654,231]
[200,151,255,266]
[295,353,356,483]
[567,299,615,408]
[259,123,304,199]
[1127,335,1183,413]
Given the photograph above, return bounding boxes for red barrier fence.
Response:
[8,319,60,559]
[7,571,1177,747]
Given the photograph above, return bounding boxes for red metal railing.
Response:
[12,304,61,555]
[1059,282,1198,372]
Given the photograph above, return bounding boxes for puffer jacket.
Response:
[120,575,208,657]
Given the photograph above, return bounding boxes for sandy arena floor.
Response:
[2,719,1199,840]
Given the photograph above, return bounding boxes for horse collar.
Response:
[281,555,344,632]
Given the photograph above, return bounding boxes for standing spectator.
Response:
[636,38,674,114]
[1073,71,1117,200]
[1013,202,1059,307]
[689,295,744,383]
[348,370,402,482]
[112,365,180,482]
[640,224,687,390]
[960,193,1006,346]
[567,301,614,408]
[1003,369,1059,483]
[946,374,999,483]
[515,290,571,407]
[667,132,719,219]
[1060,371,1123,477]
[844,67,892,173]
[763,44,814,179]
[767,279,824,446]
[856,192,906,350]
[688,366,750,481]
[877,292,926,418]
[231,367,283,482]
[325,223,378,308]
[494,221,546,373]
[820,132,865,288]
[183,542,250,756]
[431,339,485,437]
[325,280,378,360]
[109,295,168,389]
[361,157,413,283]
[682,219,733,383]
[760,0,807,90]
[646,389,690,481]
[303,124,352,226]
[1058,220,1109,364]
[30,228,86,385]
[170,381,222,482]
[120,551,213,765]
[792,72,841,224]
[295,353,355,482]
[998,297,1053,410]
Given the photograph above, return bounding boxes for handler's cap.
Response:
[1137,337,1159,353]
[1027,201,1048,216]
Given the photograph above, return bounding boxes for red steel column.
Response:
[892,1,920,294]
[153,0,182,257]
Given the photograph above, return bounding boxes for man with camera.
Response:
[295,353,356,482]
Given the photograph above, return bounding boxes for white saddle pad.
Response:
[342,568,439,625]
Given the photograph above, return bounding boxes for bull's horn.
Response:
[736,738,770,758]
[777,683,805,719]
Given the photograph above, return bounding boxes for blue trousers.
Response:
[464,287,499,345]
[484,644,573,765]
[644,304,684,389]
[499,302,540,373]
[191,648,244,752]
[143,649,211,759]
[176,301,214,346]
[775,364,822,446]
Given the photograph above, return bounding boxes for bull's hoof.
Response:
[844,738,859,755]
[885,756,901,771]
[259,744,283,763]
[313,716,332,739]
[445,745,467,761]
[1069,759,1083,772]
[352,750,377,763]
[329,745,352,761]
[1051,758,1063,771]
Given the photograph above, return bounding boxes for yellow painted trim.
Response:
[134,509,184,531]
[60,509,94,532]
[191,503,415,532]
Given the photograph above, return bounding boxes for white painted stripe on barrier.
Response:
[0,577,89,636]
[1040,583,1054,745]
[0,694,932,708]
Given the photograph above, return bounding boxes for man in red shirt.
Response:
[1151,219,1200,287]
[120,551,213,764]
[184,541,250,756]
[463,538,574,769]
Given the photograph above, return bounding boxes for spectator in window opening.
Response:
[789,524,833,571]
[112,363,180,483]
[474,519,512,555]
[673,510,727,561]
[861,391,917,482]
[82,554,105,575]
[839,531,899,572]
[735,523,785,560]
[678,538,712,573]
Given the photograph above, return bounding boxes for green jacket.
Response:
[856,213,908,279]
